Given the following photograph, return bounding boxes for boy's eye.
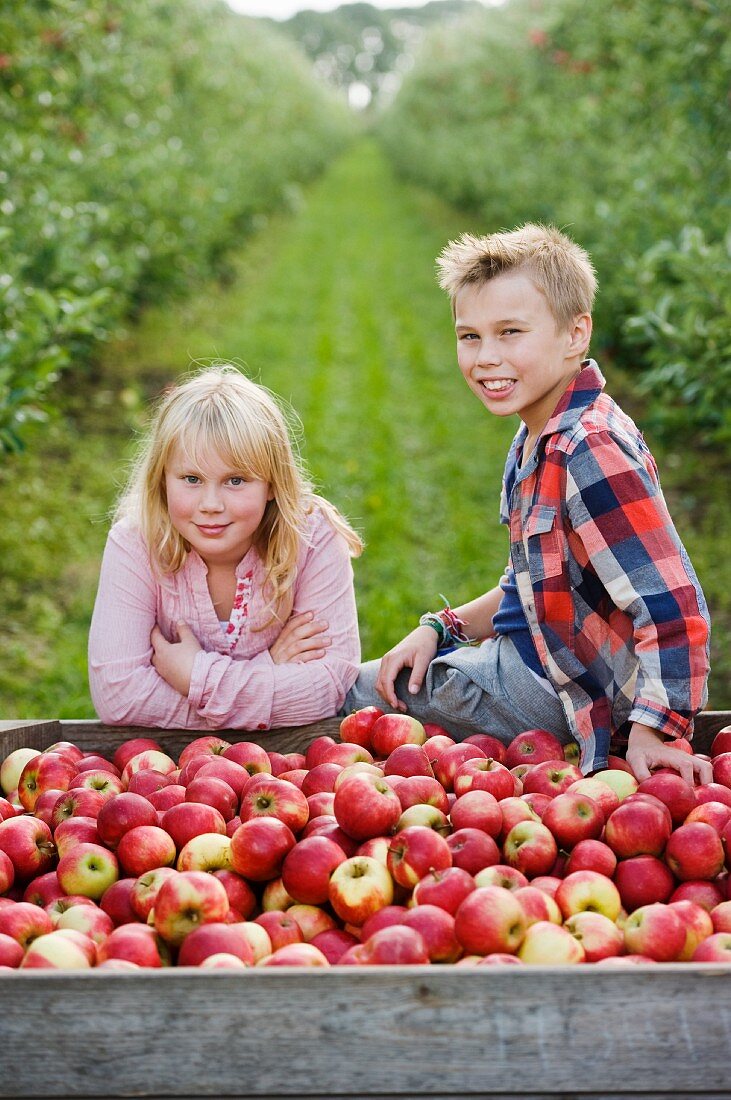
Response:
[458,332,479,341]
[501,328,521,336]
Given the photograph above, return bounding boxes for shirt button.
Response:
[257,723,266,730]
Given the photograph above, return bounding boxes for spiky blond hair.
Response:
[436,223,597,329]
[115,364,363,625]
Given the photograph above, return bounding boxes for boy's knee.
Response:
[342,660,386,716]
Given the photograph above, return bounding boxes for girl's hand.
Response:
[375,626,439,711]
[269,611,331,665]
[626,722,713,785]
[151,621,202,697]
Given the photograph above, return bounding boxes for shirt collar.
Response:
[540,359,605,441]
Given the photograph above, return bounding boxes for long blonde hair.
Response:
[115,365,363,623]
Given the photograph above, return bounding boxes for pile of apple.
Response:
[1,710,731,971]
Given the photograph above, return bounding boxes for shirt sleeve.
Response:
[88,524,199,727]
[186,511,361,729]
[565,430,710,739]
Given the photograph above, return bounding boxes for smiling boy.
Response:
[345,224,711,782]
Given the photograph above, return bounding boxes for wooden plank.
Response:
[0,967,730,1097]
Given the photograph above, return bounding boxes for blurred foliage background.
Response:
[1,0,729,718]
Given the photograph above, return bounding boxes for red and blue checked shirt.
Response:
[500,360,710,773]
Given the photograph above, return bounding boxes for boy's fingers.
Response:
[408,653,430,695]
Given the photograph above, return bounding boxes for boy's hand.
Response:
[375,626,439,711]
[269,611,330,665]
[151,621,202,697]
[626,723,713,786]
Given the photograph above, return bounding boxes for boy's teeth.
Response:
[485,379,514,391]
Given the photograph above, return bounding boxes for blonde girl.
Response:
[88,365,363,730]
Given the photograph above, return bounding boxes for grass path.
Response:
[0,139,728,715]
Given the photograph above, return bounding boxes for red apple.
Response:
[566,777,620,821]
[518,921,585,965]
[412,866,476,915]
[665,822,725,881]
[432,744,486,792]
[112,737,163,774]
[305,818,359,857]
[503,821,558,879]
[497,797,540,843]
[360,905,409,940]
[1,748,41,796]
[153,869,229,946]
[0,932,23,968]
[148,784,186,812]
[230,816,296,881]
[121,750,176,786]
[339,706,384,751]
[20,929,95,970]
[362,925,429,965]
[185,775,238,822]
[383,744,434,779]
[239,776,309,834]
[564,839,617,878]
[637,772,697,826]
[505,729,567,770]
[0,815,55,879]
[446,828,500,876]
[0,850,14,894]
[387,825,452,888]
[0,901,54,948]
[370,714,426,758]
[669,899,715,960]
[99,923,170,967]
[333,773,402,841]
[99,877,138,926]
[710,900,731,933]
[328,855,394,925]
[127,768,177,799]
[454,885,527,956]
[18,753,75,812]
[685,801,731,833]
[521,759,583,798]
[541,791,605,849]
[310,928,360,964]
[604,799,672,859]
[301,763,343,797]
[96,792,158,849]
[474,864,529,892]
[614,855,675,911]
[56,842,119,900]
[318,742,374,768]
[177,921,255,967]
[694,783,731,809]
[396,804,450,834]
[281,836,347,905]
[402,904,461,963]
[692,932,731,962]
[395,775,450,813]
[117,824,177,876]
[463,734,508,763]
[307,792,335,819]
[161,801,227,850]
[22,870,65,908]
[453,757,515,801]
[450,790,502,837]
[254,910,304,951]
[623,902,685,961]
[259,942,330,967]
[303,736,337,770]
[712,752,731,789]
[710,726,731,758]
[220,740,271,774]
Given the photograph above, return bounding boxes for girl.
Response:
[88,365,363,730]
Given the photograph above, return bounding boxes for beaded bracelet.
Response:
[419,597,473,647]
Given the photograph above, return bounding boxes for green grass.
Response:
[0,139,728,717]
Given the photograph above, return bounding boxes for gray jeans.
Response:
[342,634,574,747]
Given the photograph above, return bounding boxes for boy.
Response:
[345,224,711,783]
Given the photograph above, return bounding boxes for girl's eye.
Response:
[182,475,200,484]
[228,476,246,486]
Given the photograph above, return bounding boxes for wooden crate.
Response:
[1,713,730,1100]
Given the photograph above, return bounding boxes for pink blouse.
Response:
[88,508,361,730]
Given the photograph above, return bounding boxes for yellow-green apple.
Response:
[521,759,583,799]
[623,902,686,961]
[0,815,56,879]
[121,750,177,786]
[669,899,714,959]
[454,884,526,956]
[664,821,725,881]
[22,870,64,908]
[563,741,581,766]
[0,901,54,948]
[432,744,486,792]
[230,816,296,881]
[395,775,449,813]
[301,763,344,797]
[0,849,14,894]
[454,757,515,801]
[370,714,426,759]
[333,773,402,841]
[161,801,227,850]
[20,929,94,969]
[505,729,567,770]
[97,792,158,849]
[149,784,186,812]
[692,932,731,962]
[503,821,558,878]
[281,835,347,905]
[328,855,394,925]
[18,753,76,812]
[555,870,622,921]
[239,776,309,834]
[130,867,179,921]
[259,942,330,967]
[412,866,476,914]
[446,828,499,876]
[112,737,162,774]
[254,909,304,950]
[0,932,24,968]
[319,742,374,768]
[153,869,230,946]
[400,904,461,962]
[566,777,620,821]
[57,903,114,945]
[463,734,508,764]
[176,832,232,873]
[710,726,731,758]
[711,900,731,932]
[564,839,617,878]
[310,927,359,963]
[685,801,731,833]
[591,769,638,801]
[383,744,434,779]
[99,878,138,926]
[637,772,697,826]
[564,911,624,961]
[395,804,450,834]
[604,799,672,859]
[177,921,255,967]
[99,922,170,967]
[339,706,384,751]
[386,825,452,888]
[497,796,540,843]
[51,788,108,827]
[185,775,238,822]
[1,748,41,796]
[307,792,335,819]
[261,876,294,911]
[287,903,336,942]
[615,855,675,911]
[474,864,529,892]
[57,842,119,900]
[450,790,502,837]
[360,925,429,965]
[303,735,337,770]
[513,885,562,926]
[518,920,586,964]
[539,791,605,850]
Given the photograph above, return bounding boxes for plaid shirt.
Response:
[500,361,710,773]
